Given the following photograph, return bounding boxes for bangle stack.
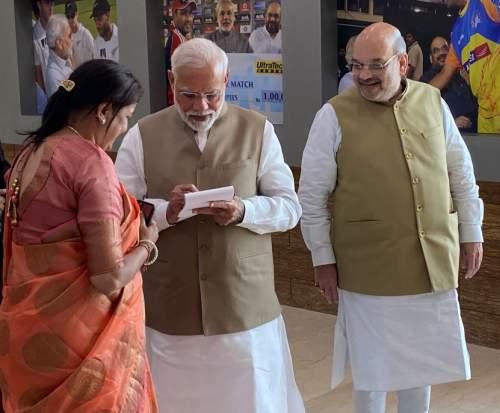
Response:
[138,239,159,266]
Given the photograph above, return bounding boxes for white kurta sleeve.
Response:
[45,68,60,98]
[298,104,341,267]
[115,124,171,231]
[238,120,302,235]
[442,99,484,243]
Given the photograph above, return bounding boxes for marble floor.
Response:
[282,305,500,413]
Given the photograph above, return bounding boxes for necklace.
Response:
[66,125,84,139]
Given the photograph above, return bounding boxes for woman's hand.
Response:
[139,214,159,243]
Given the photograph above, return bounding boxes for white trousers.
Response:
[354,386,431,413]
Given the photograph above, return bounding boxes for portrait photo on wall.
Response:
[32,0,119,114]
[336,0,499,134]
[162,0,284,124]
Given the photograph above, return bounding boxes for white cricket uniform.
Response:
[33,20,49,113]
[94,23,119,62]
[71,23,95,68]
[33,20,49,84]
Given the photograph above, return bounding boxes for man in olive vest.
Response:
[299,23,483,413]
[115,38,305,413]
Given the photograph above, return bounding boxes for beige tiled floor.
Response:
[282,306,500,413]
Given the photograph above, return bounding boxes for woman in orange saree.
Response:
[0,60,159,413]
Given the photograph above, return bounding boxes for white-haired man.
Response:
[115,38,305,413]
[205,0,252,53]
[299,22,483,413]
[45,14,73,97]
[32,0,54,112]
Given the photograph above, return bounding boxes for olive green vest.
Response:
[329,80,459,296]
[138,103,281,335]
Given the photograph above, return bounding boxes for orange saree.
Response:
[0,137,157,413]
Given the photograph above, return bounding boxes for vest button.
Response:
[416,204,423,212]
[405,152,413,160]
[412,177,419,184]
[419,230,425,238]
[401,128,408,134]
[200,273,208,280]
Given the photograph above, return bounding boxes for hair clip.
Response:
[60,79,76,92]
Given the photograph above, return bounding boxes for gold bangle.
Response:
[137,242,151,257]
[138,240,158,266]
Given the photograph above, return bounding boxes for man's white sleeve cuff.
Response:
[239,200,255,226]
[151,201,170,232]
[311,247,337,267]
[459,224,483,243]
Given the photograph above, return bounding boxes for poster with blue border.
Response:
[226,53,283,124]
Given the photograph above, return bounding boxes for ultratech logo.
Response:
[255,60,283,74]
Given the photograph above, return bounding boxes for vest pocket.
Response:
[420,124,442,139]
[449,211,459,232]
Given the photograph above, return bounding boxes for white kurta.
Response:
[333,289,470,391]
[45,51,73,98]
[116,118,305,412]
[147,317,305,413]
[249,26,282,54]
[299,99,484,392]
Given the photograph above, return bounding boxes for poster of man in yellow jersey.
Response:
[430,0,500,134]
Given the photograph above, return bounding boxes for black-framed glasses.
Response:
[349,54,399,73]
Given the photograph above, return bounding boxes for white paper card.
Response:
[178,186,235,219]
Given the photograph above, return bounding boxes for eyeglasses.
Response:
[349,54,399,73]
[176,89,222,103]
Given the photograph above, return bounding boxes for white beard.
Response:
[176,99,225,132]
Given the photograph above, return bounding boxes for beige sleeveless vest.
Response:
[138,103,281,335]
[329,80,459,295]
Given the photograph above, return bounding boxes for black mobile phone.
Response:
[137,200,155,226]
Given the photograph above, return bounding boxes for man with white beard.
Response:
[205,0,252,53]
[115,38,305,413]
[45,14,73,97]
